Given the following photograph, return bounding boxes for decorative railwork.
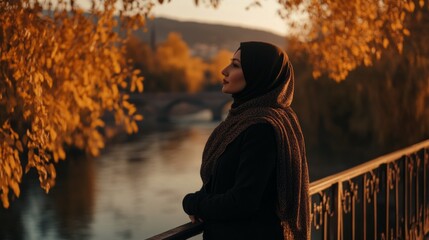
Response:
[342,180,359,214]
[311,190,335,240]
[308,140,428,240]
[341,180,359,240]
[405,153,425,240]
[381,160,402,240]
[364,170,380,240]
[312,192,334,230]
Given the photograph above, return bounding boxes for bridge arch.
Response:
[158,98,212,122]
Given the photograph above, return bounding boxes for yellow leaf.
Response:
[51,43,58,58]
[403,28,410,36]
[397,42,403,54]
[407,1,415,12]
[64,67,70,77]
[58,147,65,160]
[53,151,58,162]
[128,105,136,115]
[15,140,23,152]
[1,189,10,208]
[50,128,57,141]
[10,181,20,197]
[112,85,119,96]
[130,81,136,92]
[321,25,329,34]
[376,51,381,60]
[38,72,44,83]
[113,62,121,74]
[312,70,321,79]
[90,146,100,156]
[49,164,56,179]
[46,58,52,69]
[134,114,143,121]
[13,70,22,80]
[136,79,143,92]
[23,110,31,119]
[351,46,359,56]
[4,163,11,176]
[33,85,42,97]
[383,38,389,48]
[400,12,406,21]
[92,119,105,128]
[131,121,138,133]
[44,73,53,88]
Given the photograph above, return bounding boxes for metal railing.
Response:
[148,140,429,240]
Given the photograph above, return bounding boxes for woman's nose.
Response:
[221,66,228,76]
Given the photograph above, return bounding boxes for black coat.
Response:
[183,123,284,240]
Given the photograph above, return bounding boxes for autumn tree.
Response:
[0,0,149,208]
[126,32,208,92]
[271,0,429,152]
[281,0,429,147]
[156,32,207,92]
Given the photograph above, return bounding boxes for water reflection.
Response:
[0,155,96,240]
[1,122,216,240]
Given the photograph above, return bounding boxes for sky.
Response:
[75,0,289,36]
[150,1,288,36]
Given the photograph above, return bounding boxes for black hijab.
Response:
[232,41,292,107]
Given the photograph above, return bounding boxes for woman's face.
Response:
[221,50,246,94]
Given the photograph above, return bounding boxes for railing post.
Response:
[423,149,429,236]
[337,182,343,240]
[384,162,390,240]
[423,148,429,236]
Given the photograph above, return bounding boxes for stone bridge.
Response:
[129,92,233,122]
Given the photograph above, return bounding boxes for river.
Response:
[0,115,366,240]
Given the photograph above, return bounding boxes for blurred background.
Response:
[1,0,428,239]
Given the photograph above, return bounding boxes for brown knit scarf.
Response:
[200,54,310,239]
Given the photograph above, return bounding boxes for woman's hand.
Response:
[189,215,203,223]
[189,215,196,223]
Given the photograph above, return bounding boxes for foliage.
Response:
[0,0,148,208]
[126,33,227,92]
[276,0,429,81]
[156,32,207,92]
[290,4,429,154]
[288,0,429,148]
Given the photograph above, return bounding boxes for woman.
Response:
[182,42,310,240]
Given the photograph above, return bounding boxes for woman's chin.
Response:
[221,87,229,94]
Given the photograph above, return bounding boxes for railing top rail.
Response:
[309,139,429,194]
[146,222,203,240]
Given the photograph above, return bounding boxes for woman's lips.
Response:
[222,79,229,84]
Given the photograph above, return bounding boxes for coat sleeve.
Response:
[182,123,277,221]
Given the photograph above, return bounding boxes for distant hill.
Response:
[133,17,287,59]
